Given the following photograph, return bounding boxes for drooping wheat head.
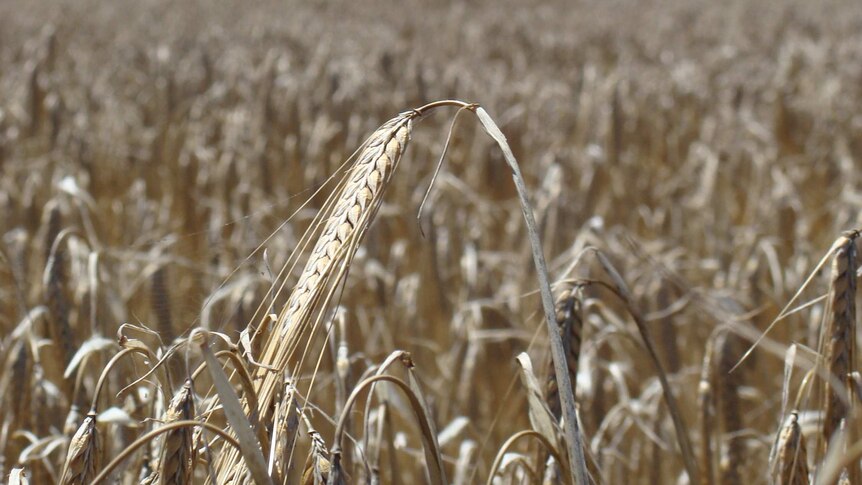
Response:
[214,110,415,481]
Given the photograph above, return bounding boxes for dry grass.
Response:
[3,0,862,484]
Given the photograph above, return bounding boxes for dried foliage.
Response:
[2,0,862,483]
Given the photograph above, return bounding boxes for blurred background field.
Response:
[2,0,862,483]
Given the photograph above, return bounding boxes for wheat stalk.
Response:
[716,331,743,484]
[699,335,717,485]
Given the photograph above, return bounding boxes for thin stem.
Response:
[486,430,570,485]
[412,100,476,116]
[331,374,446,485]
[91,420,241,484]
[90,347,149,412]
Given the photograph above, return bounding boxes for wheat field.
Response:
[2,0,862,484]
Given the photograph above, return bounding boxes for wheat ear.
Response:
[157,380,197,485]
[823,233,857,448]
[544,283,584,422]
[59,412,100,485]
[213,110,416,482]
[776,412,809,485]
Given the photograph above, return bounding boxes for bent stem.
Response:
[91,420,241,484]
[486,429,570,485]
[331,374,446,485]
